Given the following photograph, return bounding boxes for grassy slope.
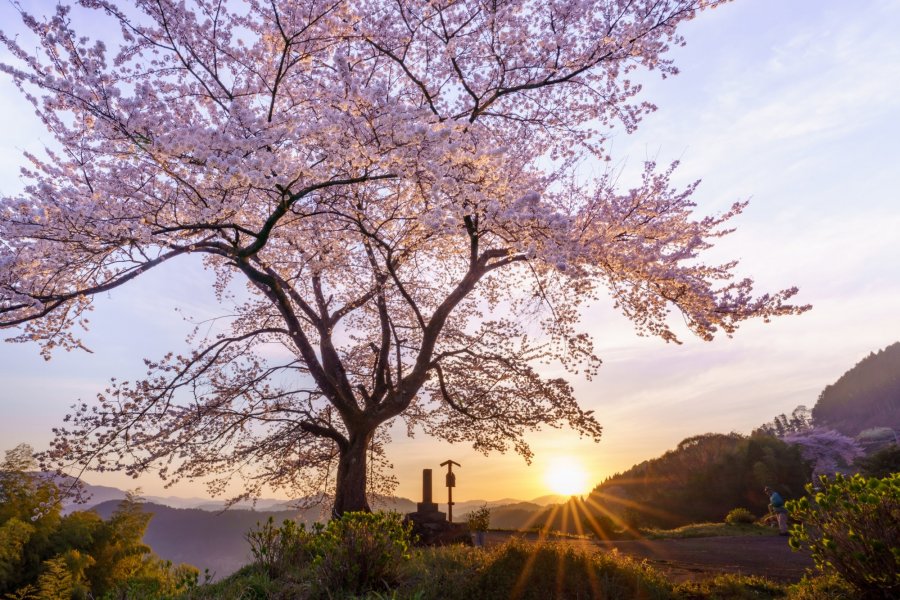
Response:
[642,522,778,539]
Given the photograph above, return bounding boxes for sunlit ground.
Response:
[509,475,692,597]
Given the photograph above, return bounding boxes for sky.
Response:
[1,0,899,505]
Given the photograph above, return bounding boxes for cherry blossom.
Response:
[782,428,863,480]
[0,0,808,514]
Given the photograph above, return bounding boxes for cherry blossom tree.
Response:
[782,428,863,480]
[0,0,809,514]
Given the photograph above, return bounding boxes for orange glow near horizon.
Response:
[543,457,590,496]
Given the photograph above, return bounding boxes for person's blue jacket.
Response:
[769,491,787,514]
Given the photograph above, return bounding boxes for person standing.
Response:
[764,486,789,536]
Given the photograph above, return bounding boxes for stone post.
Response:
[417,468,440,513]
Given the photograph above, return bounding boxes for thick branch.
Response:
[0,245,192,327]
[239,173,396,259]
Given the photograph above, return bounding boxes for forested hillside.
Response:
[0,446,198,598]
[586,433,811,529]
[812,342,900,435]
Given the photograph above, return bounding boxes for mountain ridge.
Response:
[79,494,568,578]
[812,341,900,435]
[59,475,564,515]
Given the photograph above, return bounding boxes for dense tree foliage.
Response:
[855,444,900,479]
[0,445,62,591]
[813,342,900,436]
[754,405,814,437]
[585,433,811,528]
[0,0,807,514]
[0,445,198,599]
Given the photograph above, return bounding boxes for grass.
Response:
[784,574,858,600]
[494,520,775,542]
[180,565,280,600]
[642,522,778,540]
[179,537,854,600]
[441,538,672,600]
[672,574,787,599]
[177,512,861,600]
[492,527,600,540]
[187,540,673,600]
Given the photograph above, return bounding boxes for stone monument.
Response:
[406,468,446,522]
[405,467,471,546]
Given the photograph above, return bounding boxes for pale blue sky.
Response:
[1,0,898,502]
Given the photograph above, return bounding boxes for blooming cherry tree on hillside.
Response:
[782,428,863,480]
[0,0,808,514]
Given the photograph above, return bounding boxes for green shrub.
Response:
[108,559,201,600]
[786,473,899,599]
[180,564,277,600]
[36,557,73,600]
[245,516,311,578]
[673,573,785,599]
[397,545,482,600]
[243,511,414,597]
[725,508,756,525]
[310,511,413,597]
[786,573,857,600]
[855,444,900,479]
[465,506,491,532]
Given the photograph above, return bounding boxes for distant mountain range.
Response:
[58,474,566,515]
[55,477,303,515]
[59,479,566,578]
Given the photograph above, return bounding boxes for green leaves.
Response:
[0,518,36,588]
[786,472,899,599]
[466,505,491,531]
[245,511,414,598]
[312,511,414,595]
[1,457,197,598]
[245,516,313,578]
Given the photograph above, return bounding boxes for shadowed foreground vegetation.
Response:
[183,470,898,600]
[175,510,870,600]
[182,536,859,600]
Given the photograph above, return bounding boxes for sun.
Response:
[544,457,590,496]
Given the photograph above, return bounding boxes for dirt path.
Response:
[484,533,815,583]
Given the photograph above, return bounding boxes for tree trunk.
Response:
[332,431,373,517]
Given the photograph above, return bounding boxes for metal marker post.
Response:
[440,460,461,522]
